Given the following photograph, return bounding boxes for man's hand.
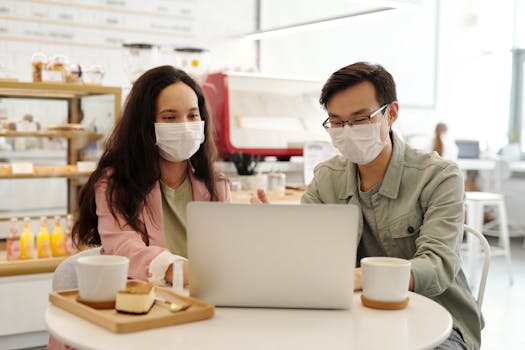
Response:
[354,267,362,291]
[250,188,270,204]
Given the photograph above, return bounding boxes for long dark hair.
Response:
[73,65,219,246]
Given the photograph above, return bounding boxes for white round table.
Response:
[46,292,452,350]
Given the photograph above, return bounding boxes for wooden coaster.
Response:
[76,296,115,310]
[361,294,409,310]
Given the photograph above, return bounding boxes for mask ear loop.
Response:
[382,104,395,141]
[383,104,392,133]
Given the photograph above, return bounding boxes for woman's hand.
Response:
[250,188,270,204]
[165,260,189,286]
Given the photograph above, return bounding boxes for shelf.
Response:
[0,81,121,99]
[0,150,67,160]
[0,255,66,276]
[0,214,68,223]
[0,81,120,217]
[0,165,92,179]
[0,130,103,141]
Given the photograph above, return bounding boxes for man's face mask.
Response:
[326,105,390,164]
[155,121,205,162]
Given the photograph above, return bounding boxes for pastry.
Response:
[115,280,155,314]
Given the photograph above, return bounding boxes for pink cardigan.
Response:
[95,169,231,281]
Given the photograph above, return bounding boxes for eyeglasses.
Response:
[322,104,388,129]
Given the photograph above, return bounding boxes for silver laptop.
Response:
[186,202,358,309]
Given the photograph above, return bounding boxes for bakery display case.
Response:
[0,81,121,219]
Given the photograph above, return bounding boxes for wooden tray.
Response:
[49,281,214,333]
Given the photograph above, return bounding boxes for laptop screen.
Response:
[455,140,480,159]
[186,202,358,309]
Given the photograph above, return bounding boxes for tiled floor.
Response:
[466,237,525,350]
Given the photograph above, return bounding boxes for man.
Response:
[254,62,482,350]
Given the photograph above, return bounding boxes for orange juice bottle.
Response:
[64,214,77,255]
[51,216,66,257]
[19,217,35,259]
[36,216,51,258]
[6,218,20,261]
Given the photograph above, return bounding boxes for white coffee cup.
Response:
[361,257,411,303]
[75,255,129,302]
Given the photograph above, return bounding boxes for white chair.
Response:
[465,191,513,285]
[463,225,491,309]
[48,248,102,350]
[52,247,101,291]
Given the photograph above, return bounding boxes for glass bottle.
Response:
[51,216,66,257]
[6,218,20,261]
[19,217,35,259]
[65,214,77,255]
[37,216,51,258]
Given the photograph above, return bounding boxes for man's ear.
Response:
[387,101,399,125]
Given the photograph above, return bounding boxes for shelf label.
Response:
[77,161,96,172]
[11,162,34,174]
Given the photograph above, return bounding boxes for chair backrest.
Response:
[463,225,491,309]
[52,247,101,291]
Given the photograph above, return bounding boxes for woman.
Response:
[73,65,231,286]
[432,122,458,160]
[49,66,230,350]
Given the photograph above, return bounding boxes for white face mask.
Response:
[327,108,389,164]
[155,121,205,162]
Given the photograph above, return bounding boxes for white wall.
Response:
[0,0,257,85]
[379,0,516,155]
[257,0,520,155]
[513,0,525,49]
[260,0,438,108]
[422,0,513,154]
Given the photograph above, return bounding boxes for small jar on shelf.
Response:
[43,54,69,82]
[31,52,47,82]
[65,64,82,84]
[83,65,104,84]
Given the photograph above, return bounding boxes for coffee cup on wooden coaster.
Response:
[360,257,411,310]
[75,255,129,309]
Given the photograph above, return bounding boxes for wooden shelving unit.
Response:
[0,169,92,179]
[0,130,103,140]
[0,81,121,119]
[0,256,67,277]
[0,81,121,214]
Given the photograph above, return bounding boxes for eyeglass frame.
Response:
[322,104,389,129]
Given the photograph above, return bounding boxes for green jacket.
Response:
[302,132,483,350]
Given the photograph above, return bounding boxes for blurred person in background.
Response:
[432,122,458,160]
